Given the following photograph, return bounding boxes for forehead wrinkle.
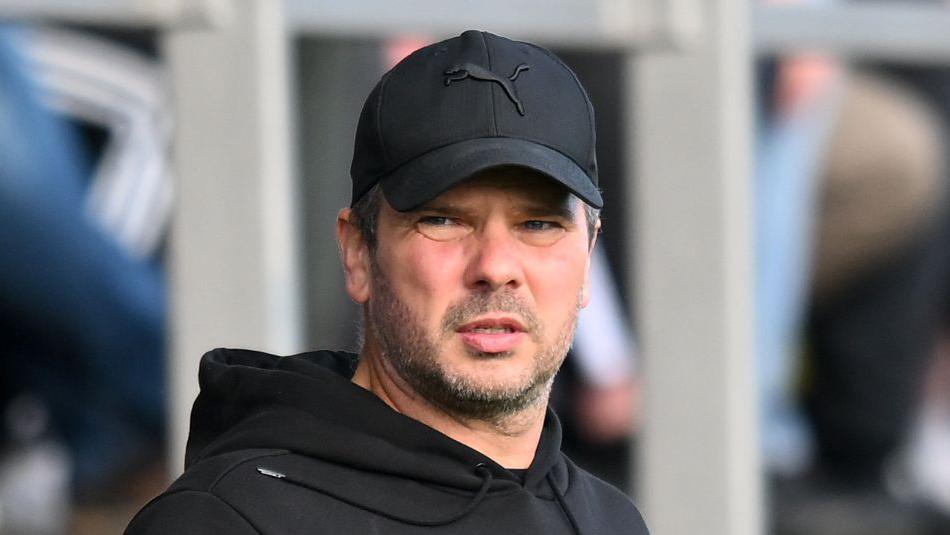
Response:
[518,197,578,220]
[424,175,579,215]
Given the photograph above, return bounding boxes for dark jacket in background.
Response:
[125,348,649,534]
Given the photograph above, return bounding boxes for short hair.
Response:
[350,184,385,251]
[350,183,600,252]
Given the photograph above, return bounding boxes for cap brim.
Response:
[379,137,603,211]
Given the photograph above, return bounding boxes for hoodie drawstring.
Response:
[256,463,493,527]
[547,471,581,535]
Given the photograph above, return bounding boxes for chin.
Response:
[451,361,534,387]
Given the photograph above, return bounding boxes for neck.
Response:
[351,346,547,469]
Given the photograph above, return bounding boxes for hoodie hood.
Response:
[184,348,572,521]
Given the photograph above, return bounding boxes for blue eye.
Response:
[523,220,559,231]
[419,216,454,226]
[415,215,469,241]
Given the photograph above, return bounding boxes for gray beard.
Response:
[365,258,579,424]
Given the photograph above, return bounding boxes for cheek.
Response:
[383,240,468,321]
[526,240,587,282]
[524,242,590,312]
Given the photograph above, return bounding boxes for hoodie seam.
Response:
[480,31,499,136]
[158,489,264,535]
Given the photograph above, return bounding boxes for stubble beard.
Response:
[366,259,580,425]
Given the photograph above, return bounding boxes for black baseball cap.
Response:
[350,30,602,211]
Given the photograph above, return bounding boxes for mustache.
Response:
[441,291,541,341]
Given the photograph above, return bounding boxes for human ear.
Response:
[337,208,371,304]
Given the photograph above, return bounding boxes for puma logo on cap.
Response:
[444,62,530,116]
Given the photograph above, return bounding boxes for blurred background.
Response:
[1,0,950,534]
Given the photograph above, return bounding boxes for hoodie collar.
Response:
[185,348,568,497]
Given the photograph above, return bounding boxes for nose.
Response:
[463,220,524,292]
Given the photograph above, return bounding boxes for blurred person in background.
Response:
[806,69,947,491]
[752,5,950,533]
[783,67,950,535]
[0,24,170,534]
[836,0,950,523]
[754,2,950,533]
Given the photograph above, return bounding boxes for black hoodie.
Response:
[126,348,649,534]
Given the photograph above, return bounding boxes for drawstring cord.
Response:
[547,472,581,535]
[257,463,493,527]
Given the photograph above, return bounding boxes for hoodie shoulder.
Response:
[126,449,287,534]
[125,490,260,535]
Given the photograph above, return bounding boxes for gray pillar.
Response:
[163,0,302,472]
[628,0,763,533]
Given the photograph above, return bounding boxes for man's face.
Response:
[362,168,596,421]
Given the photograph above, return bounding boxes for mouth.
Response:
[456,317,527,354]
[457,316,526,333]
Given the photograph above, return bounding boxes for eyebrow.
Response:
[520,204,576,220]
[416,199,578,220]
[412,203,479,218]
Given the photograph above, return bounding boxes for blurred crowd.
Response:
[2,5,950,535]
[0,24,169,534]
[755,47,950,535]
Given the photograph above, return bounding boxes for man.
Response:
[126,30,649,534]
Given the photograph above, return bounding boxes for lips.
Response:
[456,317,527,353]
